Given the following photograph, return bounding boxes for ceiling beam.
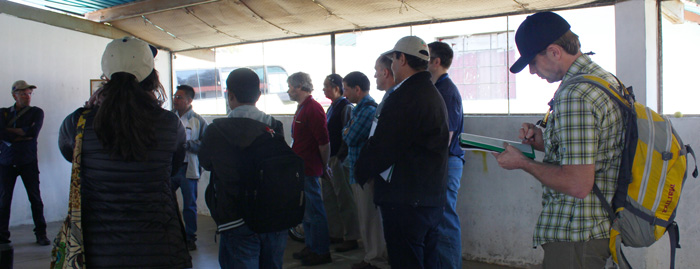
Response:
[0,0,137,43]
[85,0,220,22]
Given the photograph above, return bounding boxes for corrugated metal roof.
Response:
[17,0,139,15]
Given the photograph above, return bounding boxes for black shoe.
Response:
[329,237,344,244]
[301,252,332,266]
[186,239,197,251]
[36,235,50,246]
[293,246,311,260]
[335,240,358,252]
[352,261,380,269]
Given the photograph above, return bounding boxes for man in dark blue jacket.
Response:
[0,80,49,246]
[356,36,449,268]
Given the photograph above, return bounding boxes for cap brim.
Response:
[510,53,535,73]
[13,85,36,91]
[382,49,396,58]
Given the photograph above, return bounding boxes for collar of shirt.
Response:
[435,73,450,85]
[329,96,346,107]
[298,95,314,109]
[326,97,346,121]
[174,106,194,118]
[356,95,375,109]
[393,74,414,92]
[561,54,593,82]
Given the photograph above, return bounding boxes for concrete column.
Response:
[615,0,659,109]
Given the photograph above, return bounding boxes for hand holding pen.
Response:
[519,122,544,152]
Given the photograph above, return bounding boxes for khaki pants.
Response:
[352,180,389,268]
[321,156,359,241]
[542,239,610,269]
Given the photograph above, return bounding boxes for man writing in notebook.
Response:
[492,12,625,268]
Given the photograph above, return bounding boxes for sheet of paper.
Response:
[379,165,393,183]
[368,118,378,138]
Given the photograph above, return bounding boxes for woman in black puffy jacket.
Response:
[58,37,191,268]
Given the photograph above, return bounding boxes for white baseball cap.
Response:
[101,37,155,82]
[382,36,430,61]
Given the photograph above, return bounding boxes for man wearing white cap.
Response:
[0,80,49,246]
[355,36,449,268]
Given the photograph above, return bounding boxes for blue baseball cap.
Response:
[510,12,571,73]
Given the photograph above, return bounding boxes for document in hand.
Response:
[459,133,535,159]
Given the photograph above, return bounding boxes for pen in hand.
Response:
[520,123,537,144]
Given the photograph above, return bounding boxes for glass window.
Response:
[173,6,616,116]
[259,36,333,114]
[173,56,226,115]
[335,27,412,103]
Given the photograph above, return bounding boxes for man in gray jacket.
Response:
[171,84,208,251]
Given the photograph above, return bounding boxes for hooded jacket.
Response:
[199,116,283,232]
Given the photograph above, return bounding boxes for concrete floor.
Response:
[7,215,518,269]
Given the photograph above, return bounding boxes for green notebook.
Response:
[459,133,536,159]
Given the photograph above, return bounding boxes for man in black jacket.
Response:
[199,68,287,268]
[0,80,49,246]
[355,36,449,268]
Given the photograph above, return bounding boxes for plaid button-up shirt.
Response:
[534,54,625,246]
[343,95,377,184]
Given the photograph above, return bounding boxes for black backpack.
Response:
[239,126,305,233]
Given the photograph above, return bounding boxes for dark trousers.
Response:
[380,204,443,269]
[0,162,46,243]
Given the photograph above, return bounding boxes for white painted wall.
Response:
[0,13,172,228]
[1,13,109,228]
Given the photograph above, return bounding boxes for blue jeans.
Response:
[303,176,330,254]
[380,204,442,269]
[219,224,287,269]
[171,165,197,241]
[437,156,464,269]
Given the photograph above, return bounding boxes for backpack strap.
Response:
[6,106,31,127]
[559,74,634,112]
[685,145,698,178]
[592,183,615,222]
[668,221,681,269]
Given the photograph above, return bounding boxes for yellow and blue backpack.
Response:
[561,74,698,269]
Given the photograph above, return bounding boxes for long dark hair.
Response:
[94,70,166,161]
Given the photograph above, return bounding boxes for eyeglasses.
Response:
[14,92,33,97]
[173,95,186,100]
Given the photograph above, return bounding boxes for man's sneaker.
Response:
[293,246,311,260]
[186,239,197,251]
[36,235,50,246]
[301,252,332,266]
[335,239,359,252]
